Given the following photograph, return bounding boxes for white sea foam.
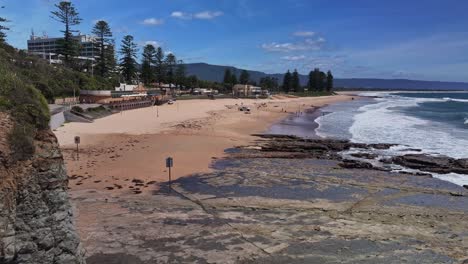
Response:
[443,97,468,103]
[357,92,390,97]
[349,97,468,159]
[316,94,468,187]
[433,173,468,187]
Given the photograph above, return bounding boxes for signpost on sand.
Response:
[74,136,80,160]
[166,157,173,188]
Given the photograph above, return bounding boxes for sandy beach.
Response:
[55,95,468,263]
[58,95,354,192]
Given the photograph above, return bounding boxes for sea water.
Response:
[315,91,468,186]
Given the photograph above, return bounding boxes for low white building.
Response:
[232,84,263,97]
[193,88,218,95]
[115,83,139,92]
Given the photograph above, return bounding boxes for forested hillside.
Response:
[185,63,468,90]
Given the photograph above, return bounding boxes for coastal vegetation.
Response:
[119,35,139,84]
[50,1,82,67]
[92,20,116,78]
[279,68,334,94]
[0,43,50,161]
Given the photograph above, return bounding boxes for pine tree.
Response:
[175,60,186,88]
[260,77,279,91]
[141,44,156,85]
[165,53,177,88]
[230,73,238,85]
[155,47,165,86]
[119,35,138,84]
[188,75,198,90]
[105,42,117,75]
[223,69,232,84]
[291,69,300,92]
[92,20,113,77]
[239,70,250,85]
[326,70,334,92]
[307,70,314,91]
[319,70,326,91]
[282,70,292,93]
[0,4,9,43]
[51,1,82,65]
[313,68,321,91]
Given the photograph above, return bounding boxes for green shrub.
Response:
[0,45,52,162]
[71,105,84,113]
[8,124,35,161]
[34,82,55,104]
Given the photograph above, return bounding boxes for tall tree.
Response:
[165,53,177,88]
[282,70,292,93]
[92,20,113,77]
[230,73,238,85]
[154,47,165,86]
[307,70,313,91]
[188,75,198,90]
[223,68,232,84]
[104,41,117,75]
[50,1,82,65]
[313,68,321,91]
[326,70,334,92]
[291,69,300,92]
[175,60,186,89]
[260,77,279,91]
[319,71,327,91]
[119,35,138,84]
[0,4,9,43]
[141,44,156,85]
[239,70,250,85]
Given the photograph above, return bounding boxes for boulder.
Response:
[392,154,468,175]
[339,159,374,169]
[350,152,379,160]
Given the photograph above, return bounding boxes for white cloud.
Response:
[281,55,306,61]
[115,26,129,34]
[262,38,325,52]
[141,18,164,26]
[171,11,191,19]
[171,10,223,20]
[194,11,224,20]
[293,31,315,37]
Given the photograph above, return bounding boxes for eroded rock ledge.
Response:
[392,154,468,174]
[243,134,468,178]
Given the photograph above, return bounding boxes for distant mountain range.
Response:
[184,63,468,90]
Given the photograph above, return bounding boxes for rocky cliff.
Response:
[0,113,84,263]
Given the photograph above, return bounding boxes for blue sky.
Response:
[3,0,468,82]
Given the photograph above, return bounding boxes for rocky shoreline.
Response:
[76,133,468,263]
[241,134,468,186]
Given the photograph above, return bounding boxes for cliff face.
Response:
[0,113,84,263]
